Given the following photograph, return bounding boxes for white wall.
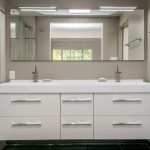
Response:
[0,0,5,12]
[0,12,6,82]
[147,0,150,81]
[0,0,5,83]
[128,10,144,60]
[37,17,51,60]
[36,17,119,60]
[6,0,146,9]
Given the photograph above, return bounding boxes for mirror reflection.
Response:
[10,8,144,61]
[51,23,102,61]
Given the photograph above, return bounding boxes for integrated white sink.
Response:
[1,79,147,86]
[9,80,54,85]
[0,79,149,93]
[98,79,147,85]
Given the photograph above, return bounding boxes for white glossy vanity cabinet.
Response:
[0,80,150,140]
[61,94,93,139]
[94,94,150,139]
[0,94,60,140]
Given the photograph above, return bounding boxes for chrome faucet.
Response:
[115,65,121,82]
[32,65,38,82]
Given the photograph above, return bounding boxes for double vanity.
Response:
[5,2,147,141]
[0,80,150,140]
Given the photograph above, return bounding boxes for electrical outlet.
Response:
[9,71,15,80]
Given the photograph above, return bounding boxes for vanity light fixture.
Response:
[69,9,91,14]
[19,7,57,12]
[99,6,137,12]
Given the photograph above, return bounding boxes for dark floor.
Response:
[2,140,150,150]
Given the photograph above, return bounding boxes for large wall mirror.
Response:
[10,7,144,61]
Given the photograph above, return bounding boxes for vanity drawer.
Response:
[0,116,60,140]
[0,94,60,116]
[61,116,93,139]
[94,116,150,139]
[61,94,93,115]
[94,94,150,115]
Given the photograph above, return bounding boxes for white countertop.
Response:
[0,79,150,93]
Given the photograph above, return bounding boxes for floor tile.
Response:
[6,141,17,145]
[2,148,14,150]
[15,140,51,145]
[86,144,121,150]
[3,140,150,150]
[2,145,16,150]
[50,144,85,150]
[120,144,150,150]
[14,145,50,150]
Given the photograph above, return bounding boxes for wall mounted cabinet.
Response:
[0,90,150,140]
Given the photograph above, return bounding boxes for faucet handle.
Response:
[117,71,122,74]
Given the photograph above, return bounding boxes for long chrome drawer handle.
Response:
[113,99,142,103]
[113,121,142,126]
[11,98,42,103]
[62,121,92,126]
[11,122,42,127]
[62,99,92,102]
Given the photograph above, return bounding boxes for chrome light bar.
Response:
[19,7,57,12]
[99,6,137,12]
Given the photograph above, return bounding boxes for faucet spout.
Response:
[115,65,121,82]
[32,65,38,82]
[35,65,37,72]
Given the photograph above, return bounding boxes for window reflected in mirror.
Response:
[51,23,102,61]
[52,49,93,61]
